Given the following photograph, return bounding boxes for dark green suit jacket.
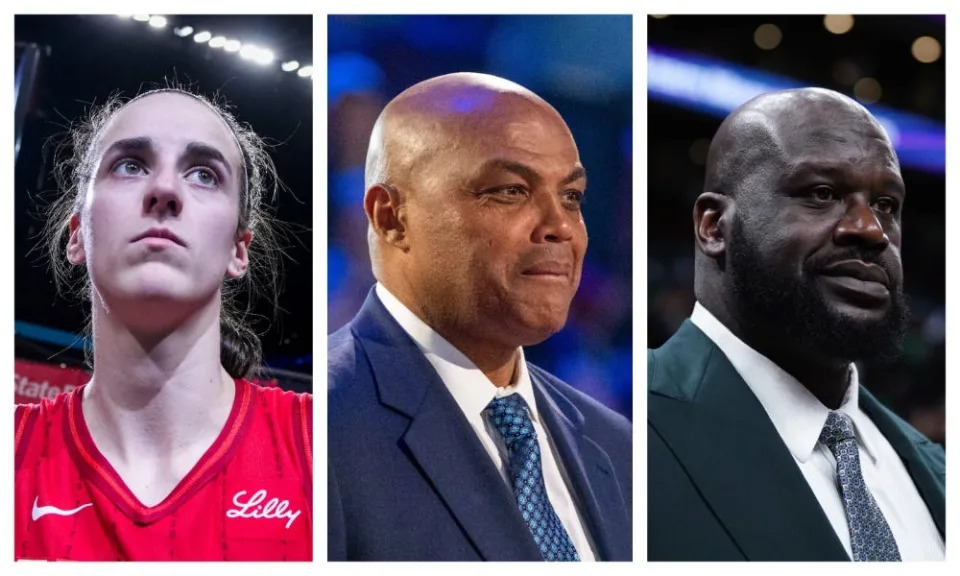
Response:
[648,320,945,561]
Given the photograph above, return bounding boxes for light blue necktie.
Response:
[485,394,580,561]
[819,411,901,561]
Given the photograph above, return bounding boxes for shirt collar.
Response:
[375,283,540,422]
[690,302,876,464]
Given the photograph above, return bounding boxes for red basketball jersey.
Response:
[14,379,312,561]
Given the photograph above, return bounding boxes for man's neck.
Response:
[699,300,851,409]
[377,281,521,388]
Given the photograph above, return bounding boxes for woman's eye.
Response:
[187,167,219,188]
[112,159,144,176]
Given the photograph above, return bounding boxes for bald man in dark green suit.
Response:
[648,88,945,561]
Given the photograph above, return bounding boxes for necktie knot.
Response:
[820,410,857,450]
[485,394,535,449]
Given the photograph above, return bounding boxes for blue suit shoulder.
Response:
[328,323,359,393]
[527,363,632,438]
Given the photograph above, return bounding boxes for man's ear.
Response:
[226,230,253,279]
[66,213,86,265]
[364,183,409,250]
[693,192,734,259]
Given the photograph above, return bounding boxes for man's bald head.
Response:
[364,72,563,191]
[704,87,895,200]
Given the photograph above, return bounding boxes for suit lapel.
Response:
[534,376,631,561]
[352,291,542,560]
[859,388,946,537]
[649,322,848,561]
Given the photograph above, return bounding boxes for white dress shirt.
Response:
[376,283,597,560]
[691,303,944,560]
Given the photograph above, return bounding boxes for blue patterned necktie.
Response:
[484,394,580,561]
[819,411,901,561]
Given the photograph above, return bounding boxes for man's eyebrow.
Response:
[479,159,587,186]
[561,166,587,186]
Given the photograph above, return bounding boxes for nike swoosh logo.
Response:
[31,497,93,521]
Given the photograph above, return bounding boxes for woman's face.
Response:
[67,92,250,316]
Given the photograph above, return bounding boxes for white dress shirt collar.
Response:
[375,283,540,422]
[690,302,879,465]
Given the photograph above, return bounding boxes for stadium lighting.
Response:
[239,45,275,65]
[754,23,782,50]
[253,49,275,65]
[297,66,313,78]
[824,15,854,35]
[281,60,300,72]
[912,36,942,63]
[224,39,242,52]
[132,14,150,22]
[239,44,259,60]
[193,30,212,43]
[209,36,227,48]
[647,46,943,172]
[174,26,194,38]
[854,77,882,104]
[148,16,167,29]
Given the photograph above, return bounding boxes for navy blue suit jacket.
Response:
[328,289,632,561]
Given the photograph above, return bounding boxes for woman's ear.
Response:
[66,213,87,265]
[226,230,252,279]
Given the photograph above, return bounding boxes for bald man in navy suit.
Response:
[328,73,632,561]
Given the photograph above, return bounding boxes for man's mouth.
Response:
[818,260,891,304]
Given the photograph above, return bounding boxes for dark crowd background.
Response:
[328,15,633,418]
[14,15,313,392]
[648,15,945,444]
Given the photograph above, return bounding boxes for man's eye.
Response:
[875,197,899,215]
[810,186,836,201]
[563,189,585,207]
[483,186,528,201]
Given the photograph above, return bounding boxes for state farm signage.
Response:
[14,359,90,404]
[15,358,283,404]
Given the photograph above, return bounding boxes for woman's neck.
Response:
[82,295,235,463]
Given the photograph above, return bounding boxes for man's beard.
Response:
[727,216,909,365]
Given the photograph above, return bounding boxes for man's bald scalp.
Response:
[703,87,890,199]
[364,72,557,191]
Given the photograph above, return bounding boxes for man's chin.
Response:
[813,304,906,364]
[821,296,894,326]
[505,312,570,347]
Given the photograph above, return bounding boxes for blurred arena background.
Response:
[328,15,633,418]
[647,14,945,444]
[14,14,313,398]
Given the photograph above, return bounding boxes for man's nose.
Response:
[834,194,889,250]
[531,193,575,243]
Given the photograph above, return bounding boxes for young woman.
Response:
[14,88,312,561]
